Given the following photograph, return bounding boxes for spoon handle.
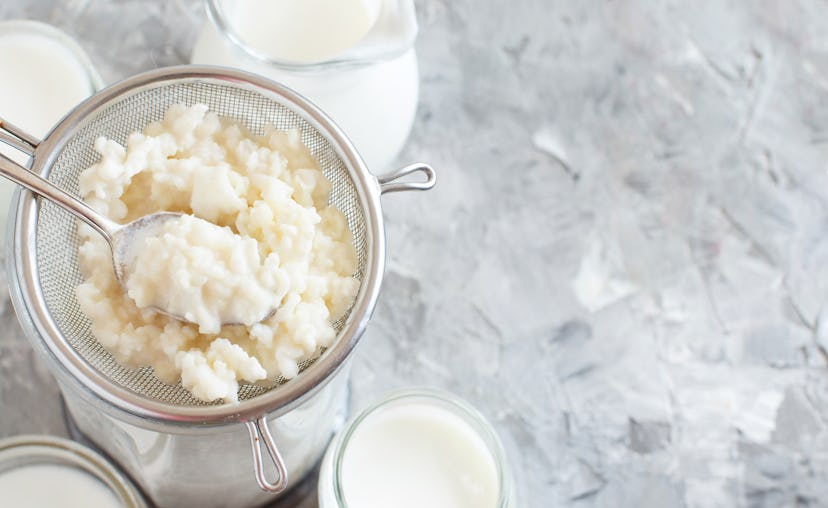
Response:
[0,150,120,240]
[0,117,38,156]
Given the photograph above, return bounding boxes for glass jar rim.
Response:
[0,434,147,507]
[0,19,104,92]
[330,387,513,508]
[204,0,418,72]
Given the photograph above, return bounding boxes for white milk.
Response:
[0,21,99,234]
[319,399,503,508]
[192,1,419,171]
[231,0,382,63]
[0,464,123,507]
[0,30,94,141]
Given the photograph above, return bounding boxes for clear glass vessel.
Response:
[191,0,420,171]
[0,20,103,239]
[0,435,148,507]
[317,388,516,508]
[8,242,351,506]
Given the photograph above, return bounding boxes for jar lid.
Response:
[0,435,147,508]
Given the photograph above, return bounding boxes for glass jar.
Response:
[191,0,420,171]
[6,207,352,507]
[317,388,516,508]
[60,367,351,508]
[0,435,147,507]
[0,20,103,239]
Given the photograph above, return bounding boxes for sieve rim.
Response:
[9,65,385,425]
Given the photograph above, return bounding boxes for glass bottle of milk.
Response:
[191,0,420,172]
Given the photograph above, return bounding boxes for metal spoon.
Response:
[0,149,276,327]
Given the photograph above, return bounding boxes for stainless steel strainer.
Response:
[2,65,434,495]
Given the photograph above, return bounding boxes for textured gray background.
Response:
[3,1,828,507]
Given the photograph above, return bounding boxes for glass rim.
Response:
[203,0,415,72]
[331,387,512,508]
[0,434,147,507]
[0,19,104,92]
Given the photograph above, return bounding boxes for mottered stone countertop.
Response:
[3,1,828,507]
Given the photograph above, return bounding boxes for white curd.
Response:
[75,104,358,403]
[0,464,123,508]
[125,214,288,334]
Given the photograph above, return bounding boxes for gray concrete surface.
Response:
[3,1,828,507]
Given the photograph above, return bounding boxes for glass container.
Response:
[317,388,516,508]
[191,0,420,171]
[0,434,147,508]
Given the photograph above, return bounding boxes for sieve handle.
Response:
[245,417,289,493]
[0,117,39,156]
[377,163,436,194]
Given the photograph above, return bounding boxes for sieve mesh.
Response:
[33,79,368,407]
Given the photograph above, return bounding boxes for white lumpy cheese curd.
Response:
[75,104,358,403]
[125,215,288,334]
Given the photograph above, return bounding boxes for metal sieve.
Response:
[2,65,434,496]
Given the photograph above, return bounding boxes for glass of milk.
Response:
[318,388,516,508]
[0,20,103,238]
[191,0,420,171]
[0,435,147,507]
